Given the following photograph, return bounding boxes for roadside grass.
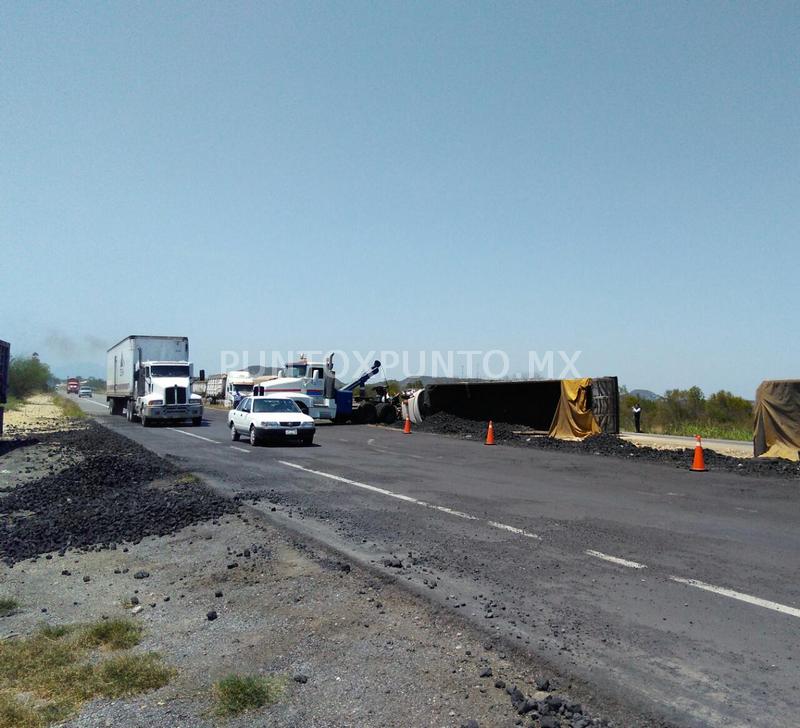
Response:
[0,598,18,617]
[78,618,143,650]
[213,674,285,716]
[649,422,752,441]
[2,396,21,412]
[0,619,172,728]
[52,394,86,420]
[174,472,201,485]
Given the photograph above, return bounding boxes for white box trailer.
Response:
[106,335,203,426]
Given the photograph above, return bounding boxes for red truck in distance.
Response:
[66,377,80,394]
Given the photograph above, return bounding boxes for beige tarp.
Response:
[754,380,800,461]
[548,378,602,440]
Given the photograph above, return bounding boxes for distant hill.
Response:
[628,389,661,401]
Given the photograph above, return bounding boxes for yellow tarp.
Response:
[548,378,602,440]
[754,380,800,461]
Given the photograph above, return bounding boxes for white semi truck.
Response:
[106,335,203,427]
[250,356,338,421]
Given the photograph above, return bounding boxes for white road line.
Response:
[279,461,483,523]
[429,504,478,520]
[278,464,800,621]
[166,428,221,444]
[670,576,800,618]
[488,521,540,540]
[585,550,647,569]
[83,399,109,408]
[230,446,250,453]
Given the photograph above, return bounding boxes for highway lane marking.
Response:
[669,577,800,618]
[366,439,427,460]
[585,550,647,569]
[277,464,800,620]
[230,446,250,453]
[487,521,541,540]
[166,429,221,444]
[279,461,488,524]
[83,400,109,408]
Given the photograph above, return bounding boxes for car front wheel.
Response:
[249,425,259,446]
[230,423,240,441]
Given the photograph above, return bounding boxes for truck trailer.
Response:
[0,340,8,437]
[106,335,203,426]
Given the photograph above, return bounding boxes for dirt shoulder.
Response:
[1,411,617,728]
[619,433,752,459]
[2,393,81,437]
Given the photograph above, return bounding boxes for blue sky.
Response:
[1,2,797,396]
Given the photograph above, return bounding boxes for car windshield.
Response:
[253,399,300,413]
[150,365,190,377]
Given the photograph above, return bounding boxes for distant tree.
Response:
[706,390,752,424]
[8,356,52,399]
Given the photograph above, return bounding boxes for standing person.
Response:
[632,402,642,433]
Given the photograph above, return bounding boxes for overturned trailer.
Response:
[754,380,800,461]
[404,377,619,439]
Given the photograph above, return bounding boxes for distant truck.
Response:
[250,354,394,424]
[66,377,80,394]
[225,370,256,407]
[106,335,203,427]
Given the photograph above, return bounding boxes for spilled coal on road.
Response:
[392,411,800,478]
[0,421,236,564]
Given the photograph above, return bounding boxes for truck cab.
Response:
[132,360,203,426]
[225,370,255,407]
[255,356,337,421]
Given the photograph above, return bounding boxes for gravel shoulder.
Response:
[619,433,752,459]
[1,402,621,728]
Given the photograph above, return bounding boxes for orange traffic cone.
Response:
[690,435,707,472]
[403,417,412,434]
[485,421,495,446]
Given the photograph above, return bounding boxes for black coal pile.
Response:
[0,421,237,564]
[395,412,800,479]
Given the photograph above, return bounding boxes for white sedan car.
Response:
[228,396,315,446]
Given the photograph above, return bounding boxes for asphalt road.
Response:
[77,395,800,727]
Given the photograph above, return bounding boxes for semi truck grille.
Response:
[165,387,187,405]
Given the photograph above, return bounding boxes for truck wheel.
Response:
[192,417,202,426]
[141,414,150,427]
[126,404,134,422]
[358,403,377,424]
[249,425,260,447]
[230,423,240,441]
[376,403,396,424]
